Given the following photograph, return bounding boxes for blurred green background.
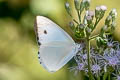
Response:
[0,0,120,80]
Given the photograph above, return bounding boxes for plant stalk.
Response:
[86,37,95,80]
[89,34,100,40]
[77,11,81,23]
[108,73,110,80]
[94,19,101,29]
[97,76,100,80]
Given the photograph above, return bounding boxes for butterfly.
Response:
[34,16,79,72]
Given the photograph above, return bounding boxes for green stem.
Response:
[89,34,100,40]
[87,37,95,80]
[97,71,100,80]
[108,73,110,80]
[70,14,79,25]
[103,72,108,80]
[97,76,100,80]
[77,11,81,23]
[73,19,79,25]
[94,19,100,29]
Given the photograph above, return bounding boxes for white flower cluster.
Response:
[83,0,90,3]
[96,5,107,11]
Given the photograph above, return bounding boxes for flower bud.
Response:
[96,6,101,11]
[110,8,117,19]
[88,10,94,17]
[111,21,116,27]
[101,25,108,32]
[74,0,80,10]
[96,37,107,47]
[69,21,74,29]
[80,2,85,12]
[95,6,101,19]
[100,5,107,11]
[65,2,70,9]
[106,16,112,22]
[103,25,108,31]
[96,5,107,11]
[65,2,72,16]
[117,76,120,80]
[82,0,90,10]
[105,16,112,26]
[86,16,92,21]
[83,0,90,3]
[86,15,92,25]
[86,27,92,34]
[111,8,117,16]
[79,24,85,29]
[111,21,116,30]
[95,5,107,19]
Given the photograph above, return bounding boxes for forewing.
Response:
[35,16,77,72]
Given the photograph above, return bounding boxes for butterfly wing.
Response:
[35,16,77,72]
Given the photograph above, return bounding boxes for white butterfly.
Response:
[34,16,79,72]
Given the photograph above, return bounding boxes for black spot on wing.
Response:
[38,41,41,46]
[40,62,42,64]
[37,37,39,40]
[38,52,42,64]
[44,30,47,34]
[38,52,40,59]
[38,57,40,59]
[34,17,40,46]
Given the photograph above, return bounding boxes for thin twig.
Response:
[90,34,100,40]
[73,19,79,25]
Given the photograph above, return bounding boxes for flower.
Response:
[78,63,85,70]
[95,5,107,19]
[100,5,107,11]
[111,8,117,17]
[69,21,74,28]
[116,49,120,58]
[74,0,80,10]
[91,64,101,74]
[108,57,119,66]
[65,2,72,16]
[96,5,107,11]
[101,25,108,32]
[82,54,87,60]
[86,10,94,18]
[82,0,90,10]
[66,0,120,79]
[65,2,70,8]
[89,10,94,17]
[83,0,90,3]
[96,6,101,11]
[103,48,120,67]
[117,76,120,80]
[107,41,114,48]
[106,15,112,21]
[86,27,92,34]
[86,16,92,21]
[79,24,85,29]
